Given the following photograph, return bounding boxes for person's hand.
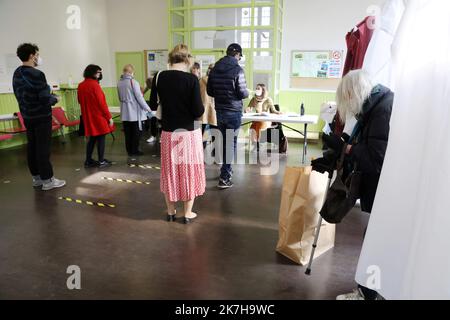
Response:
[54,95,61,103]
[109,118,114,127]
[345,145,352,155]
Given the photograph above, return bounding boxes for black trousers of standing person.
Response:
[86,135,106,162]
[122,121,142,156]
[24,116,54,181]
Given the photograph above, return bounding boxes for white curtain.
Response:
[355,0,450,299]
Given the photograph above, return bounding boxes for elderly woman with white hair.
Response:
[117,64,152,156]
[331,69,394,300]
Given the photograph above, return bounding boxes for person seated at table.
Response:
[245,84,281,148]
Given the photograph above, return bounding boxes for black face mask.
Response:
[97,74,103,81]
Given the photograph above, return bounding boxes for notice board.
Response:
[145,50,169,79]
[290,50,344,90]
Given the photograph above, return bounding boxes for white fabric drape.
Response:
[362,0,405,90]
[355,0,450,299]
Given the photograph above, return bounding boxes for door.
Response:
[115,52,145,87]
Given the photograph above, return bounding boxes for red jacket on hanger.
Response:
[343,16,375,75]
[78,78,114,137]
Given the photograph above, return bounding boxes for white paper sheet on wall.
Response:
[0,53,20,93]
[146,50,169,79]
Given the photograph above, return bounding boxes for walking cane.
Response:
[305,167,334,275]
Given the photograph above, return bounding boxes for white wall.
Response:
[0,0,115,87]
[280,0,386,90]
[105,0,168,53]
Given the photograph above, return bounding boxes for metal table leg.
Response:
[302,123,308,164]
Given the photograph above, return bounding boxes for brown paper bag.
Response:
[276,166,335,265]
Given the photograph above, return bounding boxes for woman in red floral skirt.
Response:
[149,44,205,224]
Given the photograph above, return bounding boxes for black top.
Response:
[350,84,394,213]
[207,56,249,113]
[149,70,204,132]
[12,66,58,120]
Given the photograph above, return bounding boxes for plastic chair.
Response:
[0,134,13,141]
[52,107,80,127]
[1,112,27,134]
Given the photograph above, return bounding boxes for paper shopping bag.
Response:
[276,166,335,265]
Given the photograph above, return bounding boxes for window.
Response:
[241,8,251,26]
[241,32,251,49]
[261,7,271,26]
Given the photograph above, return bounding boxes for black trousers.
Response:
[86,135,106,162]
[122,121,142,155]
[24,116,54,181]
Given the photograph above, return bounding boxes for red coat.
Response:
[78,79,114,137]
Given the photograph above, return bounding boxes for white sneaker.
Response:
[336,289,364,300]
[42,177,66,191]
[32,176,43,187]
[147,137,156,143]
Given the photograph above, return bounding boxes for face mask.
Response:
[34,56,43,67]
[255,89,263,96]
[98,73,103,81]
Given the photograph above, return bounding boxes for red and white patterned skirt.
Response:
[160,129,206,202]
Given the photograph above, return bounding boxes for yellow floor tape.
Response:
[128,164,161,170]
[101,177,151,185]
[58,197,116,208]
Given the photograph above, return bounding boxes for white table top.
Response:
[242,113,318,125]
[109,107,120,113]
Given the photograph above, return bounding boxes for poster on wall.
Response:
[0,53,20,93]
[291,50,343,79]
[145,50,169,79]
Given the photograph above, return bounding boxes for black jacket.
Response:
[350,84,394,213]
[12,66,58,120]
[207,56,249,113]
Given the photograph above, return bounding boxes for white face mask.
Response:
[35,56,43,66]
[255,89,263,96]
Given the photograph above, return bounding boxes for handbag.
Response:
[319,122,363,224]
[155,71,163,120]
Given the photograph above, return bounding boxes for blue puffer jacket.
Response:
[207,56,249,113]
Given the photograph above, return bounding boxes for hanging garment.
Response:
[355,0,450,299]
[343,16,375,76]
[363,0,406,90]
[335,16,375,135]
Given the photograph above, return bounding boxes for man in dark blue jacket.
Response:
[12,43,66,191]
[207,43,249,189]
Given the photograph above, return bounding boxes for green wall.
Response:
[278,90,336,133]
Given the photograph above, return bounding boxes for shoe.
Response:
[147,137,156,143]
[167,210,177,222]
[42,177,66,191]
[336,289,365,301]
[98,159,112,168]
[84,160,100,168]
[32,176,43,187]
[218,179,233,189]
[183,212,198,224]
[129,151,144,156]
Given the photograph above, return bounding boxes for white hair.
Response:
[336,69,374,122]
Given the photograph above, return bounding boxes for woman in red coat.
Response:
[78,64,115,168]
